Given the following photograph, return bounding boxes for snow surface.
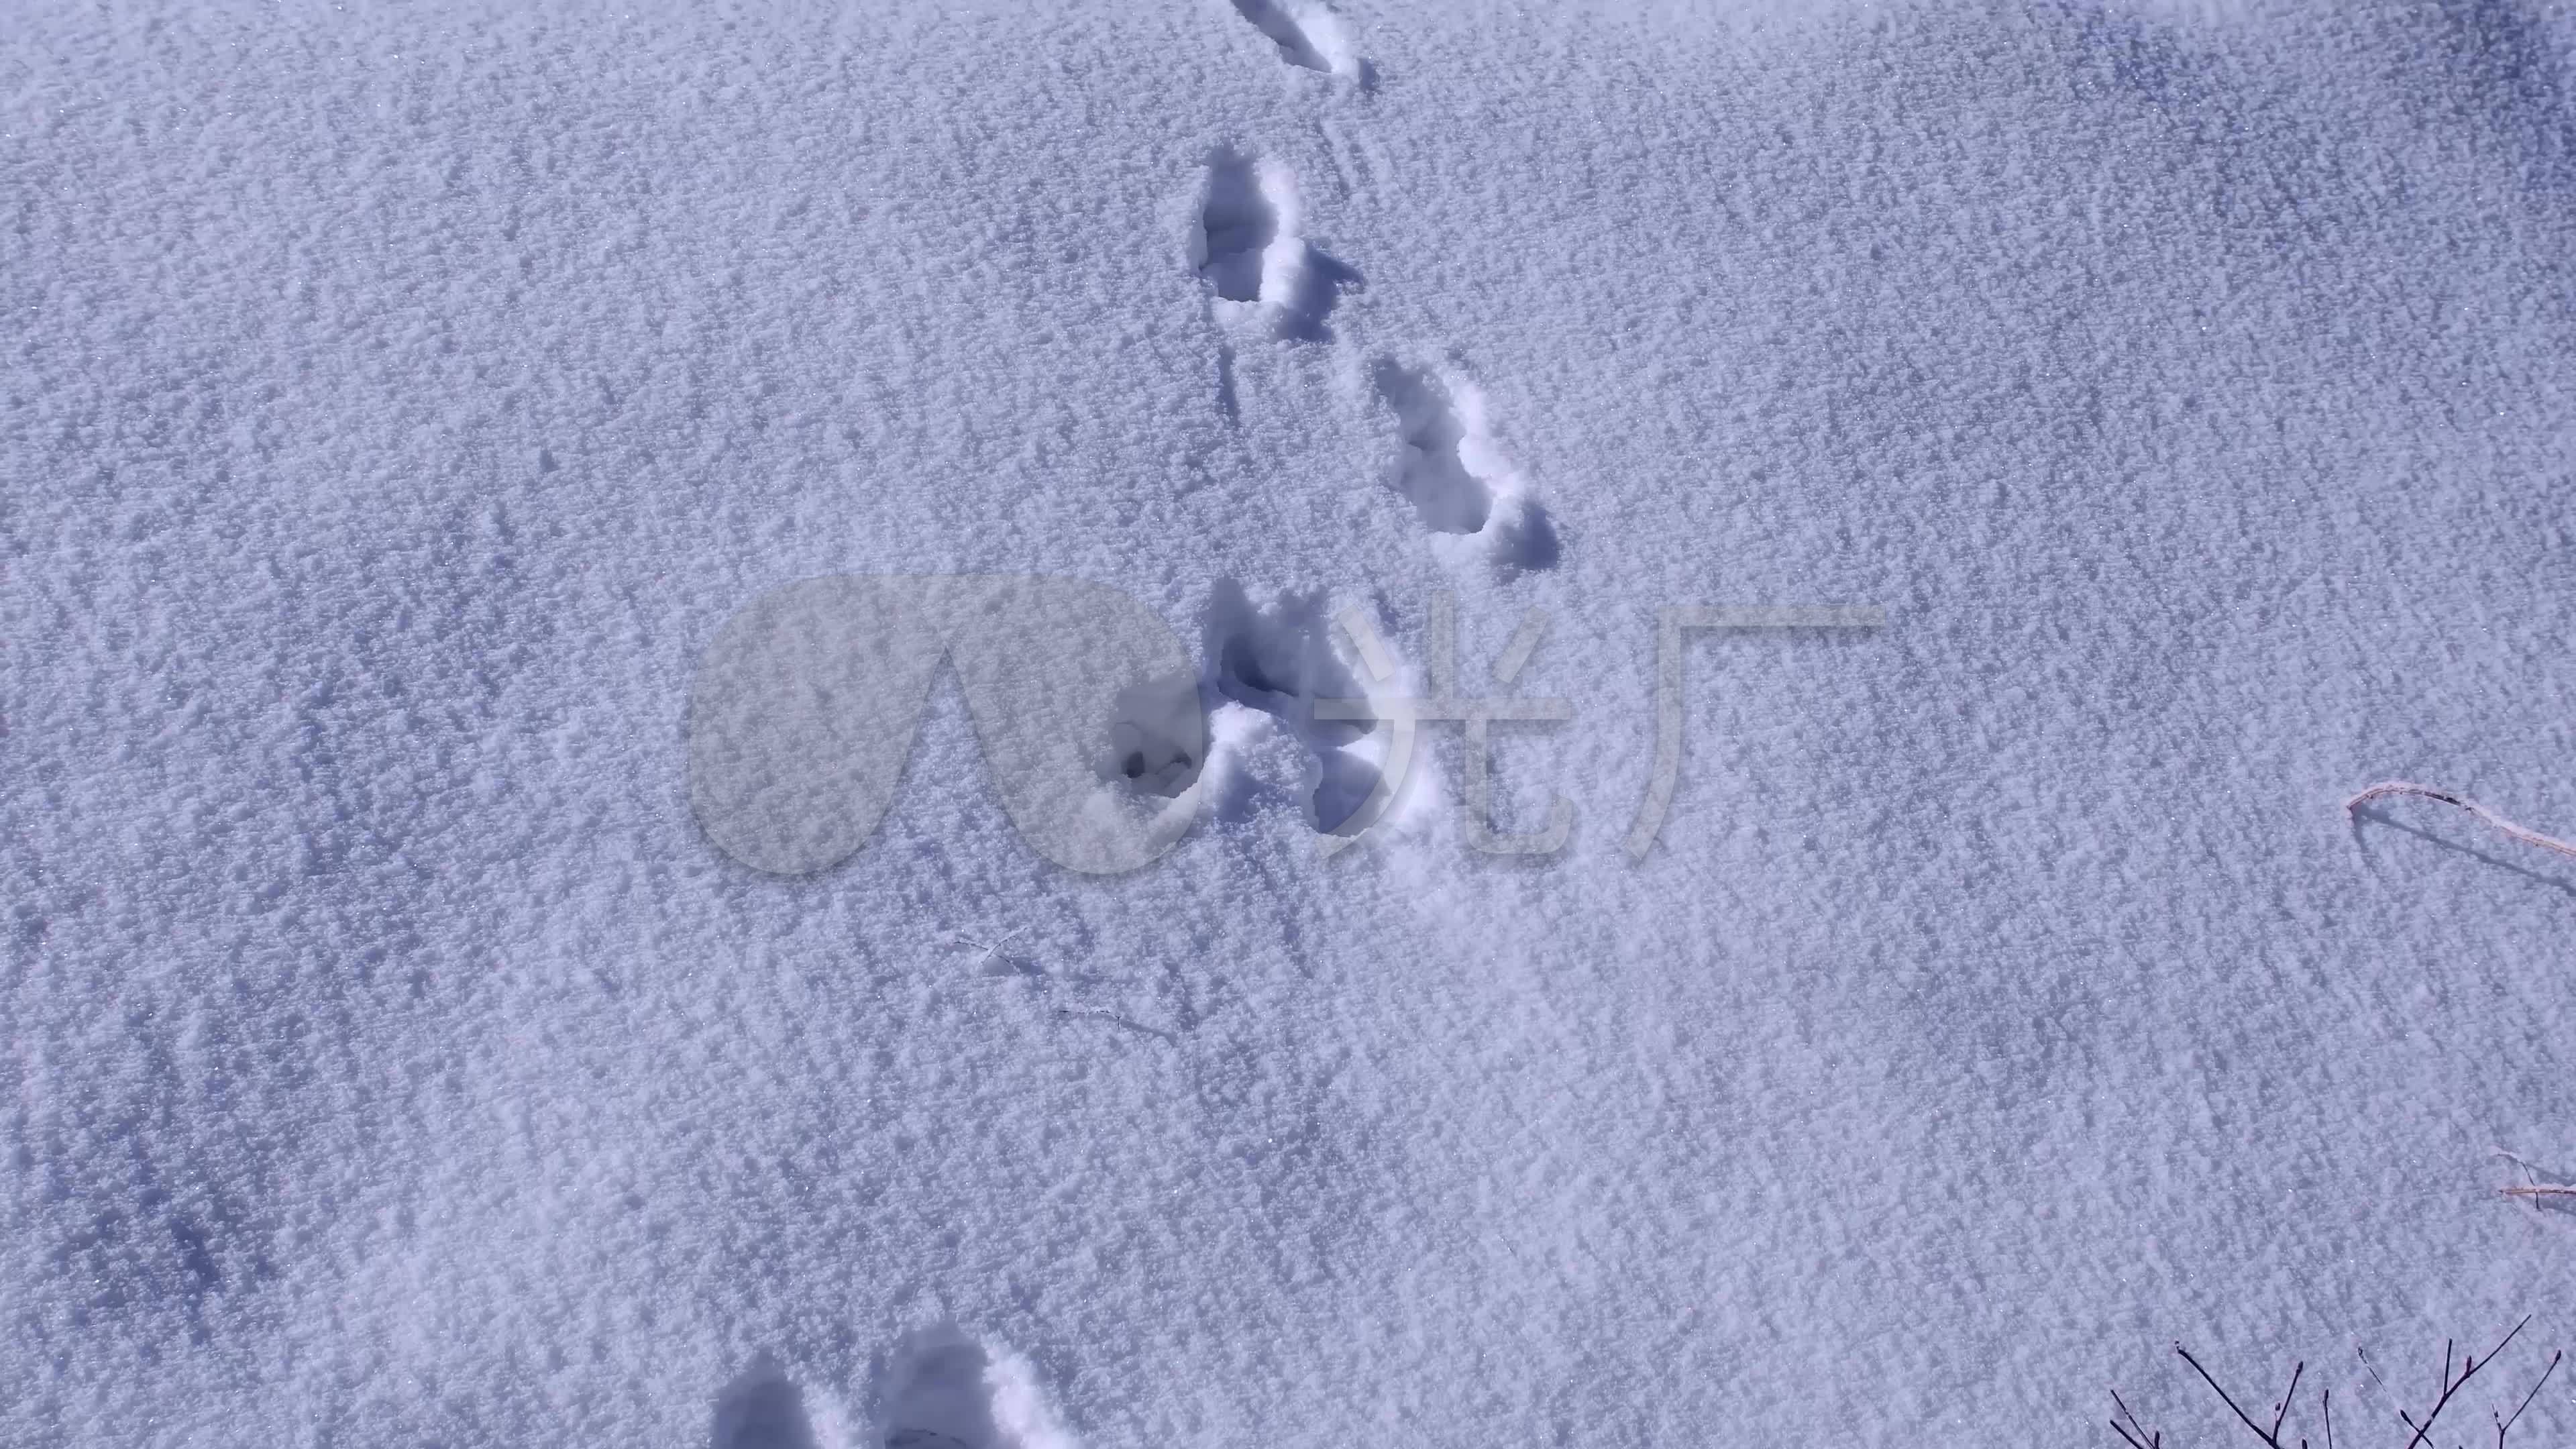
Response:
[6,0,2576,1444]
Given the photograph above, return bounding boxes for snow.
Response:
[5,0,2575,1444]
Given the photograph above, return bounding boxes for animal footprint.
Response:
[1099,669,1205,800]
[1199,581,1386,835]
[1191,151,1358,343]
[1226,0,1361,80]
[1369,358,1560,574]
[1194,149,1275,304]
[875,1327,1081,1449]
[712,1356,826,1449]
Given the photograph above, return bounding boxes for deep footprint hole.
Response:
[878,1328,1004,1449]
[1228,0,1333,72]
[1201,582,1385,833]
[711,1357,821,1449]
[1196,149,1276,304]
[1370,360,1494,535]
[1099,670,1204,798]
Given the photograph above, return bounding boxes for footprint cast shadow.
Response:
[1227,0,1341,75]
[711,1356,822,1449]
[1274,246,1360,343]
[874,1326,1083,1449]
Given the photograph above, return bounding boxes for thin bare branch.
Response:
[2269,1361,2303,1444]
[2399,1318,2529,1449]
[2495,1348,2560,1444]
[2345,782,2576,861]
[2110,1388,2160,1449]
[2497,1146,2576,1199]
[2357,1342,2395,1405]
[2178,1342,2284,1446]
[2138,1326,2552,1449]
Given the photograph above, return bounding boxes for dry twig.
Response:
[2387,1317,2524,1449]
[2110,1319,2558,1447]
[2345,782,2576,861]
[2493,1148,2576,1203]
[2496,1350,2562,1446]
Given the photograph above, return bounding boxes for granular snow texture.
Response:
[5,1,2575,1444]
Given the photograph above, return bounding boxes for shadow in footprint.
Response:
[1194,148,1275,304]
[1489,496,1562,577]
[879,1328,1004,1449]
[712,1356,822,1449]
[1193,150,1352,343]
[1203,581,1383,833]
[1229,0,1333,72]
[1369,360,1493,535]
[1273,246,1360,343]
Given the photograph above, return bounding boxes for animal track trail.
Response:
[1191,151,1357,345]
[1368,358,1562,576]
[1191,1,1560,576]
